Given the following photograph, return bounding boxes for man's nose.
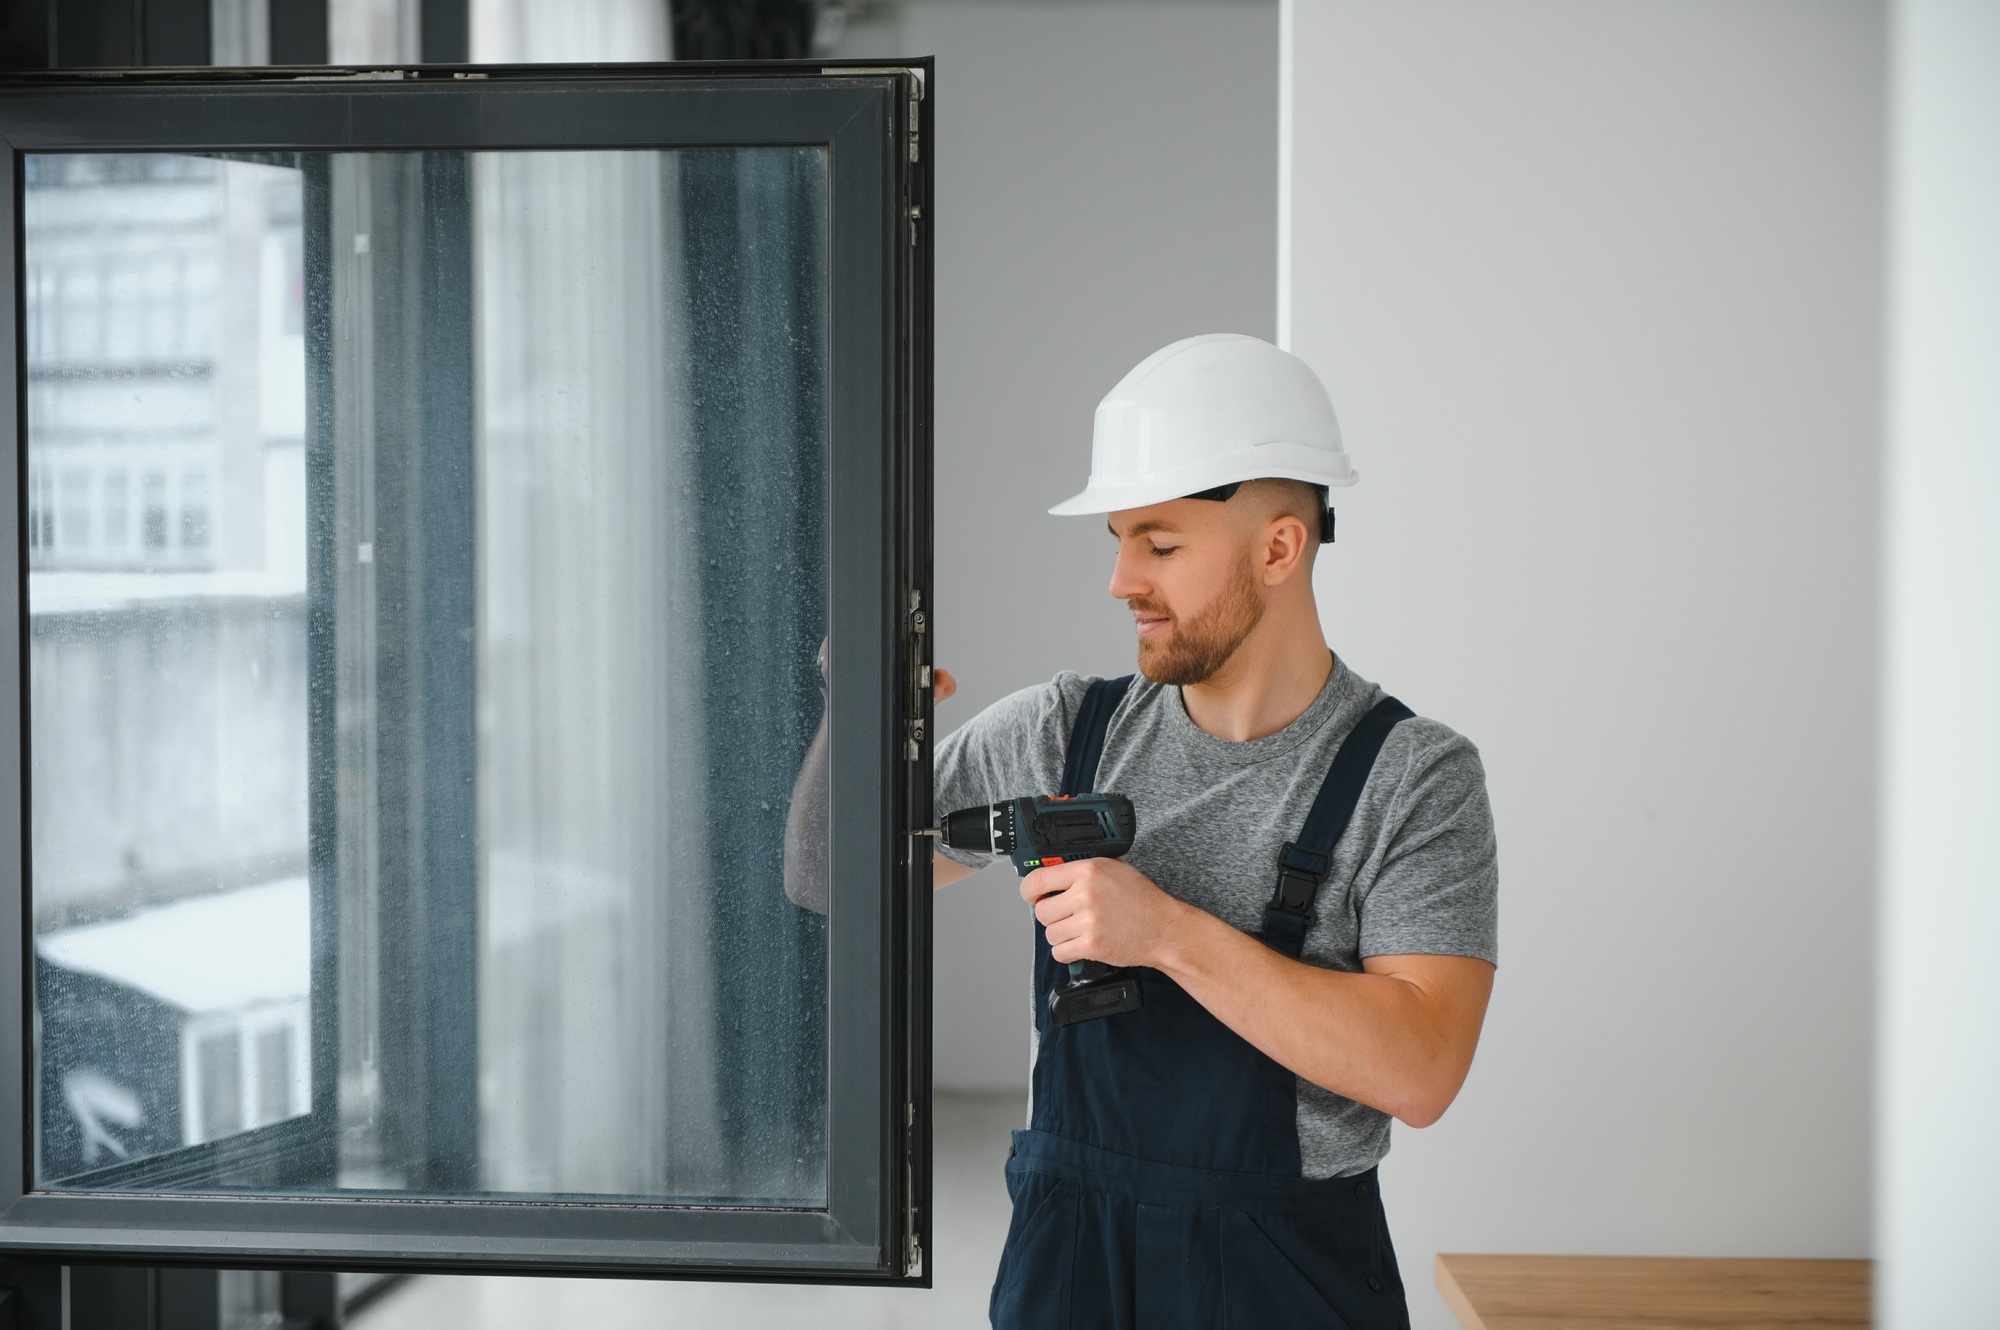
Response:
[1107,546,1148,601]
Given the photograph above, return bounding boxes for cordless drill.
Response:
[940,793,1145,1027]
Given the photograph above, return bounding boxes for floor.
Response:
[351,1091,1025,1330]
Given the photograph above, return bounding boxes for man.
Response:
[931,333,1498,1330]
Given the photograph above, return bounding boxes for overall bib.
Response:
[991,676,1415,1330]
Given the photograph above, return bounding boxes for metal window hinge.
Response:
[906,591,928,761]
[903,1102,923,1276]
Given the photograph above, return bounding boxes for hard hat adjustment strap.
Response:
[1185,482,1242,503]
[1184,480,1336,544]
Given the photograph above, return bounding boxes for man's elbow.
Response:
[1393,1097,1452,1131]
[783,819,831,914]
[1387,1064,1473,1129]
[784,870,829,915]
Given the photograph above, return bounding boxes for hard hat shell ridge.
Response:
[1049,333,1356,518]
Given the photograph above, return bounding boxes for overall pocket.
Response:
[990,1165,1081,1330]
[1218,1208,1355,1330]
[1220,1205,1409,1330]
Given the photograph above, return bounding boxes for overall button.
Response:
[1367,1276,1384,1293]
[1353,1179,1371,1198]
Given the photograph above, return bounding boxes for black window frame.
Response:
[0,60,935,1285]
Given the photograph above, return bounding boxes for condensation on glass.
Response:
[26,148,832,1205]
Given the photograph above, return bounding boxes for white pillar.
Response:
[1276,0,1295,350]
[1877,2,2000,1324]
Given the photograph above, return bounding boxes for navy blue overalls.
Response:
[991,676,1416,1330]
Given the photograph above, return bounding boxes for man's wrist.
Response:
[1150,895,1221,979]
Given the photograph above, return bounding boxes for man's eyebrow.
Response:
[1108,518,1183,539]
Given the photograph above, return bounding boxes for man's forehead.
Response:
[1107,501,1206,538]
[1108,516,1183,538]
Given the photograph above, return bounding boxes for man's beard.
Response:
[1130,559,1266,686]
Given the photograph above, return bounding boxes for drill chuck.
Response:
[942,801,1016,856]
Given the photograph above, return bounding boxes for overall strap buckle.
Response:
[1259,696,1411,960]
[1271,841,1329,916]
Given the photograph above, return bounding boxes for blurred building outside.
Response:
[28,152,312,1178]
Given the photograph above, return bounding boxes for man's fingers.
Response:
[1019,863,1079,903]
[1034,892,1076,928]
[932,667,958,703]
[1044,920,1086,961]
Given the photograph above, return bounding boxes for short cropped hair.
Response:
[1241,478,1330,546]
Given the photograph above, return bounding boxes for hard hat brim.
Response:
[1049,465,1357,518]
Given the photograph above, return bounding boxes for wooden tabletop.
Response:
[1435,1253,1871,1330]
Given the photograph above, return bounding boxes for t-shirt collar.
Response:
[1161,653,1361,765]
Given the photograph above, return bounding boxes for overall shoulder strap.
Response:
[1263,695,1415,955]
[1060,675,1135,796]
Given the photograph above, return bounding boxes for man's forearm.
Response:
[1153,904,1493,1128]
[935,853,977,888]
[783,713,831,913]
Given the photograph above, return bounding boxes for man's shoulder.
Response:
[992,669,1097,726]
[942,670,1116,753]
[1369,709,1491,811]
[1384,711,1482,762]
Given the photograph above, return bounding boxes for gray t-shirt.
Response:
[933,655,1498,1178]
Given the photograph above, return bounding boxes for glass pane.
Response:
[27,148,832,1206]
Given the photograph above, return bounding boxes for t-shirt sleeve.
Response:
[931,675,1086,869]
[1354,722,1500,964]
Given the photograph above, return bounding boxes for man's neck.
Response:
[1179,602,1334,742]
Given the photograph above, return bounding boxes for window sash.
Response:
[0,64,932,1282]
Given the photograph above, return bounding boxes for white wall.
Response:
[1283,3,1883,1325]
[842,1,1280,1091]
[1877,1,2000,1324]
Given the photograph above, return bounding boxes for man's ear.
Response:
[1259,512,1312,586]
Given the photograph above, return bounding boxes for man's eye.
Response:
[1149,544,1177,558]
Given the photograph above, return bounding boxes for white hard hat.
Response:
[1049,333,1356,518]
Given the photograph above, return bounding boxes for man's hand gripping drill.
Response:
[939,793,1147,1026]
